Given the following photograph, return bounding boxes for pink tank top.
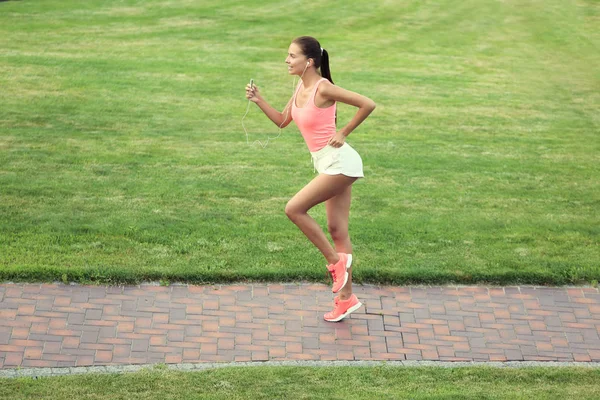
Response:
[291,78,336,152]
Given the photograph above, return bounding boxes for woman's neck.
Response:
[300,70,322,88]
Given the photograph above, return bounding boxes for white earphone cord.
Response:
[242,64,308,148]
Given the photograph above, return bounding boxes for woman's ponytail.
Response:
[321,49,333,85]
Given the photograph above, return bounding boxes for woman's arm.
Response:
[319,81,376,147]
[246,84,294,128]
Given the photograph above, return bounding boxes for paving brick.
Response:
[22,359,58,368]
[418,329,435,340]
[23,347,43,360]
[252,330,269,341]
[4,352,23,366]
[218,339,235,350]
[95,351,113,363]
[589,350,600,361]
[335,350,354,360]
[400,333,418,344]
[199,343,218,355]
[85,309,103,320]
[448,320,465,332]
[10,328,29,339]
[269,347,286,358]
[367,317,385,332]
[433,325,450,336]
[164,354,182,364]
[370,341,388,353]
[464,317,481,328]
[9,339,45,348]
[42,341,62,354]
[286,342,302,353]
[26,324,46,336]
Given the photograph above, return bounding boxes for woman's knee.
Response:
[285,201,303,221]
[327,221,348,242]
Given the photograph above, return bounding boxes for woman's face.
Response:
[285,42,308,76]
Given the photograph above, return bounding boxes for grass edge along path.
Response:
[1,264,599,287]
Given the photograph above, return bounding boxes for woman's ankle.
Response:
[338,291,352,301]
[326,254,340,265]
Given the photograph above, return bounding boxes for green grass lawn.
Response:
[2,366,600,400]
[1,0,598,285]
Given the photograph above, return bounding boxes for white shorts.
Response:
[310,143,364,178]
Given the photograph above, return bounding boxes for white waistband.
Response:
[310,143,346,160]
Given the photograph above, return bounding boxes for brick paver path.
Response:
[1,283,599,369]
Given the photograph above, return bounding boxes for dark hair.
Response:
[292,36,333,84]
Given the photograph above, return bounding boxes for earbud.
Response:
[307,61,310,66]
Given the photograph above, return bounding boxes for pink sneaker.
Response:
[327,253,352,293]
[324,294,362,322]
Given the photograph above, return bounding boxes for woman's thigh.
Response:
[325,184,352,232]
[286,174,357,214]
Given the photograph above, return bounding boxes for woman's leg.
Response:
[285,174,358,265]
[326,184,354,301]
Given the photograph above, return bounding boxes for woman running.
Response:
[245,36,376,322]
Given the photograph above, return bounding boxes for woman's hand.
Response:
[245,84,261,103]
[328,131,346,148]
